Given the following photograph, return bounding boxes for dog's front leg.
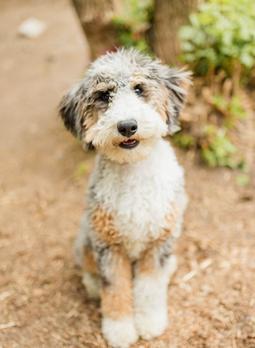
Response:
[97,246,138,348]
[91,207,138,347]
[133,238,177,340]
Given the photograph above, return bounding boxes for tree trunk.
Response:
[72,0,122,59]
[150,0,198,66]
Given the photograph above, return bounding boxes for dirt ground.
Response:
[0,1,255,347]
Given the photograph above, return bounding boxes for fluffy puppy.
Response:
[59,49,189,348]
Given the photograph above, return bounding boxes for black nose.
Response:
[117,119,137,137]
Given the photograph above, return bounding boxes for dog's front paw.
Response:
[135,307,168,340]
[102,316,138,348]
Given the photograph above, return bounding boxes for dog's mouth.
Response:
[119,138,139,149]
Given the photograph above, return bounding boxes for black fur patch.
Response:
[59,94,79,136]
[158,238,173,267]
[59,85,87,138]
[101,275,111,287]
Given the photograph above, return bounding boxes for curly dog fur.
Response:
[59,49,190,348]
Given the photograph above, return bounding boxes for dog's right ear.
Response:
[59,83,86,139]
[148,60,191,135]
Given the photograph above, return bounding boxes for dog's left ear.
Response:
[153,63,191,134]
[59,83,86,139]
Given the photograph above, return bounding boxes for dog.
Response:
[59,49,189,348]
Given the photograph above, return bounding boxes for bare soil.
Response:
[0,1,254,347]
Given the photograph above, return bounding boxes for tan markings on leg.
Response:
[137,206,178,276]
[83,246,98,275]
[136,247,155,275]
[91,207,133,319]
[91,206,121,245]
[162,205,178,238]
[101,248,133,320]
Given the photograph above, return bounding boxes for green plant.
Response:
[173,132,195,149]
[112,0,152,53]
[74,161,91,179]
[174,92,247,168]
[180,0,255,82]
[200,125,243,168]
[211,94,247,128]
[236,173,250,187]
[178,0,251,169]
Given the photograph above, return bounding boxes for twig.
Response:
[180,258,213,283]
[0,291,12,302]
[0,322,16,330]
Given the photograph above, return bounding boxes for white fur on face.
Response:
[60,49,190,154]
[84,90,168,164]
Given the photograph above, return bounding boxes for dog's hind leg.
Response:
[74,214,101,299]
[81,246,101,300]
[74,214,90,266]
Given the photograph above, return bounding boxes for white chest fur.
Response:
[89,139,185,259]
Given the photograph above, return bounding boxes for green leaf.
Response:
[236,173,250,187]
[179,0,255,79]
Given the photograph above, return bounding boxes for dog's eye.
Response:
[97,91,110,103]
[134,84,143,96]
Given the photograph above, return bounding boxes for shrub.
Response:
[180,0,255,82]
[173,92,247,168]
[177,0,252,169]
[200,125,242,168]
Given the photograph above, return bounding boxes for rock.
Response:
[18,17,46,38]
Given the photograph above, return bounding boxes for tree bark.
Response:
[150,0,198,66]
[72,0,122,59]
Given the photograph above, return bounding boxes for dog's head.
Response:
[59,49,190,163]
